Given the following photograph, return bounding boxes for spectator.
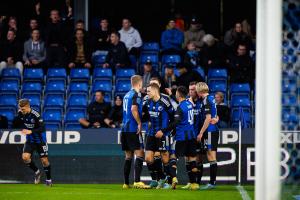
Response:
[162,64,177,89]
[224,22,253,55]
[183,41,200,70]
[44,9,67,67]
[0,115,8,129]
[175,64,204,89]
[227,43,254,84]
[23,29,46,70]
[67,28,92,70]
[103,32,130,72]
[174,12,185,32]
[75,20,90,40]
[104,95,123,128]
[161,18,184,56]
[140,60,160,93]
[79,91,111,128]
[92,18,111,52]
[200,34,225,71]
[0,29,23,74]
[183,17,205,50]
[24,19,40,40]
[215,92,230,128]
[119,18,142,56]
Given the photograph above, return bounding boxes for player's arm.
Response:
[197,100,212,141]
[32,115,46,134]
[131,93,142,134]
[160,106,183,135]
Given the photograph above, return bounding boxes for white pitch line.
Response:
[236,185,251,200]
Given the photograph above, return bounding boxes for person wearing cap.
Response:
[160,18,184,56]
[140,59,160,93]
[183,17,206,50]
[104,95,123,128]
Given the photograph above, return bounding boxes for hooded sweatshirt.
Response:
[119,27,142,51]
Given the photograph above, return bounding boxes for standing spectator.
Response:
[119,18,142,56]
[161,18,184,56]
[227,43,254,84]
[104,95,123,128]
[140,60,160,93]
[175,64,204,89]
[215,92,230,128]
[0,29,23,74]
[183,41,200,70]
[67,28,92,70]
[23,29,46,70]
[92,18,111,52]
[103,32,130,72]
[79,91,111,128]
[200,34,225,71]
[183,17,205,50]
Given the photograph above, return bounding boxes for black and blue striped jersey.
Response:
[193,98,203,136]
[18,109,46,143]
[143,95,174,136]
[201,94,219,132]
[121,89,143,133]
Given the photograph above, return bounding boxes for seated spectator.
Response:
[175,64,204,89]
[103,32,130,72]
[0,115,8,129]
[67,28,92,70]
[161,18,184,56]
[79,91,111,128]
[215,91,230,128]
[0,29,23,74]
[224,22,253,55]
[92,18,111,52]
[183,17,205,50]
[227,43,254,84]
[2,17,24,42]
[23,29,46,70]
[200,34,225,71]
[119,18,142,56]
[104,95,123,128]
[183,41,200,70]
[75,20,90,41]
[162,64,177,89]
[140,60,160,93]
[24,18,40,40]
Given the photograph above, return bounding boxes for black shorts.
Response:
[200,131,219,152]
[145,135,169,152]
[121,133,143,151]
[23,142,48,158]
[175,139,197,157]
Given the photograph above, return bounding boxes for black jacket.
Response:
[105,41,130,67]
[0,39,22,61]
[67,39,92,64]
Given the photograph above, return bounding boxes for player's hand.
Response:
[137,123,142,135]
[211,116,219,124]
[197,133,203,142]
[155,130,163,138]
[93,122,101,128]
[22,129,32,135]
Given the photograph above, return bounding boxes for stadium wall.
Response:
[0,129,294,184]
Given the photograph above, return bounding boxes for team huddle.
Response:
[121,75,219,190]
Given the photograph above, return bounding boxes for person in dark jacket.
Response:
[140,60,160,94]
[67,28,92,69]
[175,64,204,89]
[103,31,130,73]
[104,95,123,128]
[215,91,230,128]
[92,18,111,52]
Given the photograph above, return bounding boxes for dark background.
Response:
[0,0,256,41]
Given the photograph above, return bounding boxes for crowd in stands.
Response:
[0,6,257,129]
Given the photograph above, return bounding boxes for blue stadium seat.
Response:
[67,94,88,111]
[208,68,228,79]
[0,108,15,125]
[22,82,42,95]
[65,123,82,129]
[282,94,298,106]
[92,51,108,67]
[282,80,297,93]
[139,53,159,70]
[44,94,64,110]
[92,80,113,93]
[45,80,65,95]
[115,80,131,96]
[46,68,67,83]
[230,83,251,100]
[282,111,298,124]
[70,68,90,82]
[141,42,160,53]
[22,93,41,112]
[68,82,89,96]
[231,107,251,127]
[193,67,205,79]
[65,110,86,128]
[0,80,19,94]
[23,68,44,82]
[43,109,62,129]
[161,55,181,67]
[1,68,21,84]
[129,55,137,69]
[0,93,17,109]
[231,97,251,108]
[209,81,227,93]
[92,68,113,83]
[116,69,136,80]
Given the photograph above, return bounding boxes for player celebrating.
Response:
[196,82,219,190]
[19,99,52,186]
[121,75,149,189]
[143,83,174,189]
[157,86,199,190]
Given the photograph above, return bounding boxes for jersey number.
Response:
[123,98,128,114]
[188,110,194,125]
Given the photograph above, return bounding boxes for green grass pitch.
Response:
[0,184,254,200]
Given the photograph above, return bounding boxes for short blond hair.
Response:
[19,99,30,107]
[196,82,209,93]
[131,75,142,87]
[215,91,224,101]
